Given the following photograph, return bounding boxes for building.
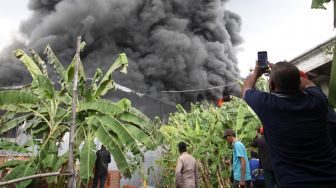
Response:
[290,36,336,95]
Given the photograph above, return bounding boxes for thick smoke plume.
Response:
[0,0,242,104]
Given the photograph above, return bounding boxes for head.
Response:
[223,129,236,144]
[101,145,106,150]
[251,150,258,159]
[178,142,187,154]
[269,61,301,93]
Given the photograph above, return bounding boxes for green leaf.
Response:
[30,49,48,77]
[14,49,43,79]
[90,68,103,94]
[35,75,55,99]
[44,45,67,84]
[42,152,57,169]
[0,160,27,170]
[0,140,30,153]
[0,115,28,134]
[66,56,86,82]
[47,152,69,183]
[94,118,132,178]
[115,98,131,111]
[0,90,38,106]
[119,107,153,130]
[78,99,124,116]
[0,104,33,113]
[124,124,156,150]
[94,53,128,97]
[3,163,37,188]
[311,0,331,9]
[97,115,142,154]
[235,103,246,132]
[79,140,96,185]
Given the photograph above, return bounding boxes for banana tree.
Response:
[0,44,156,187]
[158,96,261,188]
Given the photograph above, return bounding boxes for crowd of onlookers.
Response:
[175,62,336,188]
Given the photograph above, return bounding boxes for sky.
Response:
[0,0,335,76]
[227,0,335,75]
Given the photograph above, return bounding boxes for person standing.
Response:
[175,142,199,188]
[249,151,265,188]
[224,129,252,188]
[251,127,278,188]
[242,61,336,188]
[92,145,111,188]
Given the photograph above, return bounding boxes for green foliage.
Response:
[3,163,37,188]
[158,97,262,187]
[79,140,96,185]
[311,0,331,9]
[0,44,156,187]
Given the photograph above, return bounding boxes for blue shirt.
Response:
[249,158,264,181]
[233,141,252,181]
[244,87,336,188]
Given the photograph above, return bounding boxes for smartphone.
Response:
[257,51,268,69]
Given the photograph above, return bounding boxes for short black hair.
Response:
[270,61,300,92]
[251,150,258,158]
[178,142,187,153]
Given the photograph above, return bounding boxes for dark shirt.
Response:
[244,87,336,188]
[251,137,273,171]
[327,107,336,150]
[95,148,111,175]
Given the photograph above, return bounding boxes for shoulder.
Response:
[244,89,270,100]
[234,141,246,149]
[304,86,327,101]
[244,89,273,113]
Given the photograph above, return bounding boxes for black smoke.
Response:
[0,0,242,104]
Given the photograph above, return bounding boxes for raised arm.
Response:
[241,63,264,98]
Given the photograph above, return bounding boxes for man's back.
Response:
[95,149,111,175]
[175,152,198,188]
[245,87,336,188]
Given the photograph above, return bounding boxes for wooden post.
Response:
[68,36,82,188]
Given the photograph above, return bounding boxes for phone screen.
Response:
[257,51,268,69]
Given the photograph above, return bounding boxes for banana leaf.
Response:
[79,140,96,185]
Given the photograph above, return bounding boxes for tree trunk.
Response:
[199,160,212,188]
[68,36,82,188]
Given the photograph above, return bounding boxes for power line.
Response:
[160,83,238,93]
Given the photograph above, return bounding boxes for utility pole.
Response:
[68,36,81,188]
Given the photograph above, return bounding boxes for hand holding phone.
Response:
[257,51,269,70]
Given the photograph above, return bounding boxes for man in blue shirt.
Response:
[242,61,336,188]
[224,129,252,188]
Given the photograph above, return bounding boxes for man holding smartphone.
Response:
[241,60,336,188]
